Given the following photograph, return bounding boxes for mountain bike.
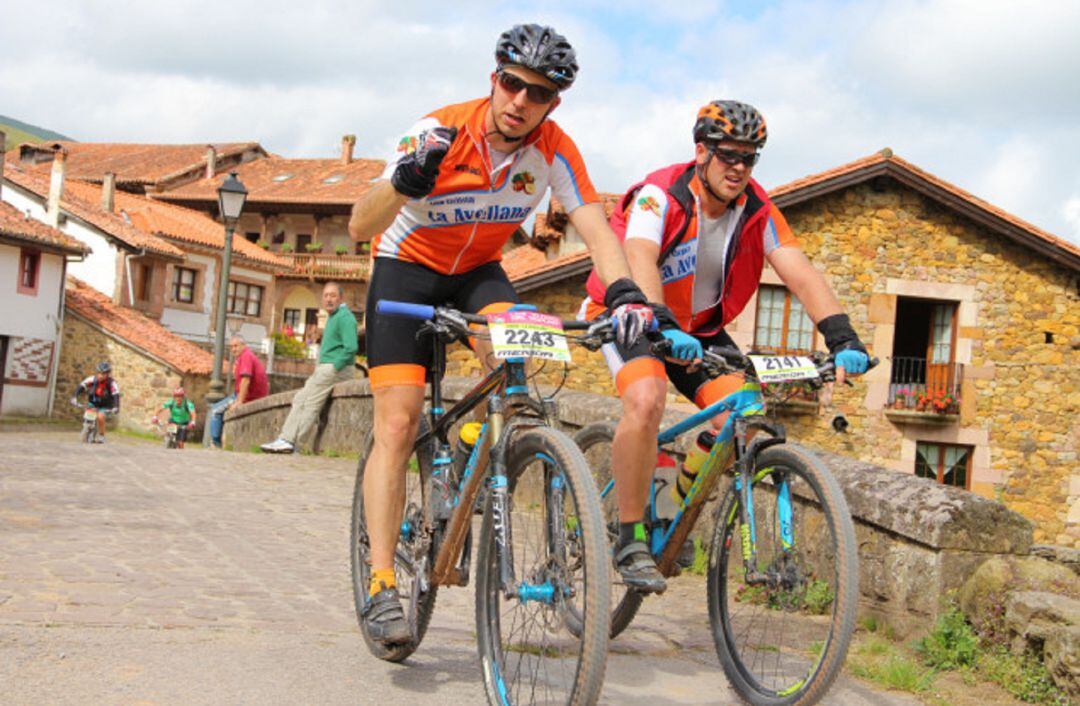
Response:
[576,346,872,706]
[349,300,614,705]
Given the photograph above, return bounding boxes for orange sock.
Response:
[369,568,396,596]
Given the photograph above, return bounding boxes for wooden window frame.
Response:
[915,441,973,490]
[753,284,815,354]
[17,248,41,296]
[172,266,197,304]
[227,280,264,318]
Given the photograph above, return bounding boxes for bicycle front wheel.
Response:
[707,444,858,706]
[476,426,610,705]
[350,420,438,663]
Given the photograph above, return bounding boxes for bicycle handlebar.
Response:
[376,299,608,334]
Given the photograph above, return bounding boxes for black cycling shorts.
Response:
[366,258,519,387]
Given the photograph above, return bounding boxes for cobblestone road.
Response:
[0,431,918,705]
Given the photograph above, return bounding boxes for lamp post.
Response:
[205,172,248,409]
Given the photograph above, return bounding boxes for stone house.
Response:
[56,277,213,435]
[154,136,381,342]
[0,180,90,416]
[498,149,1080,547]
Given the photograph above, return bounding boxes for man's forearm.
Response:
[625,240,665,303]
[236,377,252,404]
[348,181,409,242]
[769,247,842,323]
[568,203,632,285]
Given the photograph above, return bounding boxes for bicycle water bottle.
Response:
[432,443,455,520]
[452,422,483,476]
[652,450,680,522]
[673,430,717,506]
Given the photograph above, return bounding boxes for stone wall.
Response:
[53,315,211,436]
[223,377,1034,635]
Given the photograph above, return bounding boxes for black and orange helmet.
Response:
[495,24,578,89]
[693,100,767,148]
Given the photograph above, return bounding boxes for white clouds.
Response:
[3,0,1077,245]
[1063,197,1080,241]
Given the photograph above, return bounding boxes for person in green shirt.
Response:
[261,281,358,453]
[154,386,197,448]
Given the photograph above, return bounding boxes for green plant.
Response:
[803,578,834,615]
[917,605,978,670]
[688,538,709,576]
[849,653,935,693]
[334,245,349,256]
[256,240,270,249]
[976,647,1069,706]
[273,332,306,359]
[305,241,323,253]
[280,242,294,253]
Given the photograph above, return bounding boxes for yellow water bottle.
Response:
[452,422,483,476]
[673,430,717,505]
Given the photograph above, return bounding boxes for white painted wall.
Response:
[0,244,66,415]
[2,182,118,298]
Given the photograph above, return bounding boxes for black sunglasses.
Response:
[710,147,760,168]
[497,71,558,105]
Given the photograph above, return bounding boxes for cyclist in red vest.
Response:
[581,100,870,594]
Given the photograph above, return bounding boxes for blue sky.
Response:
[4,0,1079,244]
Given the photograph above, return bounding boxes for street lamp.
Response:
[205,172,247,412]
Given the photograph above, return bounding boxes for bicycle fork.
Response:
[732,417,789,586]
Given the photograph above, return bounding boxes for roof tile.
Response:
[65,276,213,375]
[0,200,90,254]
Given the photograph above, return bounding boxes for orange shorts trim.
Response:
[694,374,744,409]
[614,357,666,396]
[370,364,426,390]
[582,298,606,321]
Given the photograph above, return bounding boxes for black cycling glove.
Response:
[817,314,867,355]
[391,126,459,199]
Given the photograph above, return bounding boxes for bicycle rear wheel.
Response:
[476,426,610,705]
[571,422,644,639]
[707,443,857,706]
[350,419,439,662]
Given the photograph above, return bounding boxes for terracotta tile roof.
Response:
[502,243,592,292]
[59,180,289,271]
[769,148,1080,270]
[0,200,90,255]
[15,142,266,188]
[154,156,386,209]
[65,276,213,375]
[2,163,184,258]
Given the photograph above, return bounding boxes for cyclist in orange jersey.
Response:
[579,100,870,594]
[348,23,655,646]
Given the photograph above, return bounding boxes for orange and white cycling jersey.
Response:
[376,97,599,275]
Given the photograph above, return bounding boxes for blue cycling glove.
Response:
[817,314,869,376]
[835,348,869,375]
[661,329,702,361]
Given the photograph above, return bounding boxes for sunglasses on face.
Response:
[497,71,558,105]
[710,147,760,168]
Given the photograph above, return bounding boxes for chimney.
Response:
[46,148,68,227]
[102,172,116,212]
[205,145,217,179]
[0,131,5,200]
[341,134,356,165]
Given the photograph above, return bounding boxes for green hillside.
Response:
[0,114,74,149]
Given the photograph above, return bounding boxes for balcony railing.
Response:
[281,253,371,281]
[887,356,963,413]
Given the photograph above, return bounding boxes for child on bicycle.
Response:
[579,100,871,595]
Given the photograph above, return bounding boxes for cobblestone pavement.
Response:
[0,431,919,705]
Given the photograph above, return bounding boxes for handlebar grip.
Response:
[376,300,435,321]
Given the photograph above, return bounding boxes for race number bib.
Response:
[748,355,819,383]
[487,311,571,362]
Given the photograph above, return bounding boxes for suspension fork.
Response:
[484,397,517,596]
[733,416,788,584]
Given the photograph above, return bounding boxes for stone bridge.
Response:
[225,378,1034,637]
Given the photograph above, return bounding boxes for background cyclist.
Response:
[71,361,120,444]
